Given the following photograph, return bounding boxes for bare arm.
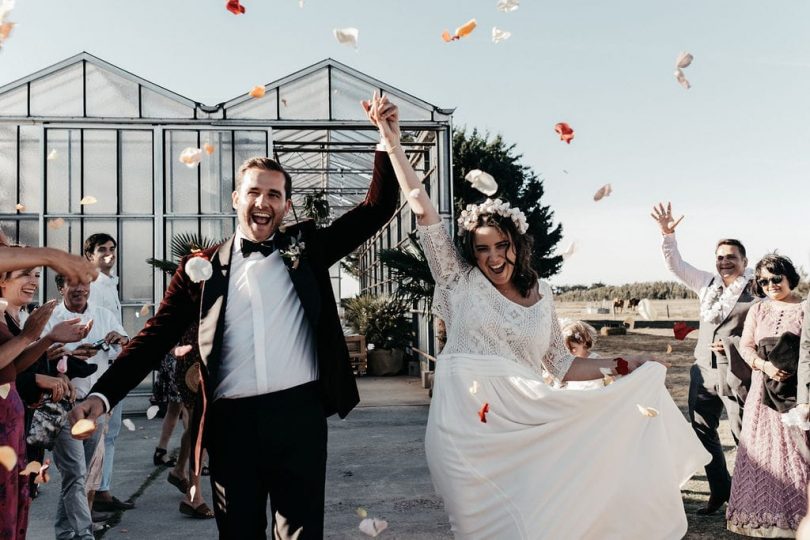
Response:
[0,246,98,286]
[651,202,712,293]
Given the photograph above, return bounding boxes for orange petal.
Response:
[80,195,98,205]
[174,345,193,357]
[47,218,65,230]
[441,30,453,42]
[34,460,50,484]
[478,402,489,423]
[0,446,17,472]
[636,404,660,417]
[0,22,14,41]
[203,143,215,155]
[139,304,151,318]
[666,344,673,354]
[18,460,42,476]
[70,419,96,437]
[456,19,477,38]
[15,203,24,211]
[249,85,266,98]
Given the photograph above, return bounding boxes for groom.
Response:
[651,202,758,515]
[69,100,401,538]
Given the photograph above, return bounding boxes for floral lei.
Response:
[457,198,528,236]
[700,269,753,324]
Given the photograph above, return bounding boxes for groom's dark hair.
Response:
[236,158,292,199]
[716,238,746,258]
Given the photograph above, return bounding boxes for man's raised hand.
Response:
[650,202,684,235]
[67,396,105,440]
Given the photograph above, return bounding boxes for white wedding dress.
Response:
[418,222,710,540]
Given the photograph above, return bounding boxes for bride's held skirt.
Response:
[425,354,711,540]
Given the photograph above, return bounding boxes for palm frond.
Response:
[379,231,435,314]
[170,233,220,260]
[145,257,179,276]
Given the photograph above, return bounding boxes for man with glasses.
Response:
[651,202,759,515]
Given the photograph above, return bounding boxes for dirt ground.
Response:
[593,330,739,539]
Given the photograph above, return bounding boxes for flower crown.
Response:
[457,198,529,236]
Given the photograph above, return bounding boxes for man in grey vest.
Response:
[651,202,758,515]
[798,303,810,418]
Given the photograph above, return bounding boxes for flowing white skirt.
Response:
[425,354,711,540]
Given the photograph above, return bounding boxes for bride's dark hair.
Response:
[459,213,538,298]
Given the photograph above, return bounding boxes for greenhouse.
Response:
[0,52,454,380]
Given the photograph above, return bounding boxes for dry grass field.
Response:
[555,298,700,322]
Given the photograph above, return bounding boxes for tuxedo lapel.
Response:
[198,237,233,370]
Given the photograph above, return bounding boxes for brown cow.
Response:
[612,298,625,315]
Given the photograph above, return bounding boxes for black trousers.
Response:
[208,382,327,540]
[688,363,743,499]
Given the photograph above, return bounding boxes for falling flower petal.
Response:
[0,383,9,399]
[18,460,42,476]
[359,518,388,538]
[225,0,245,15]
[673,321,697,341]
[122,419,136,431]
[299,0,304,6]
[34,459,50,484]
[666,344,673,354]
[0,446,16,471]
[146,405,160,420]
[15,203,24,211]
[408,188,421,199]
[356,507,368,519]
[464,169,498,196]
[185,256,213,283]
[675,52,693,69]
[203,143,215,155]
[56,356,68,374]
[46,149,58,161]
[674,68,690,90]
[636,404,660,417]
[442,19,477,42]
[593,184,612,202]
[491,27,511,43]
[0,21,13,43]
[71,419,96,437]
[469,380,479,394]
[478,402,489,423]
[174,345,193,357]
[189,485,197,500]
[637,299,655,321]
[554,122,574,144]
[80,195,97,205]
[179,147,203,168]
[559,242,576,261]
[47,218,65,230]
[137,304,151,319]
[333,27,359,48]
[496,0,519,12]
[249,85,266,98]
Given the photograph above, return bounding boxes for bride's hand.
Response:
[361,92,400,147]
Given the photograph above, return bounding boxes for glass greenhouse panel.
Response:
[120,219,154,301]
[120,130,154,214]
[141,88,193,119]
[200,218,235,244]
[165,131,200,214]
[330,68,378,121]
[200,131,234,214]
[82,130,118,214]
[385,92,431,121]
[227,89,278,120]
[233,131,268,174]
[30,64,83,117]
[0,85,28,116]
[19,126,42,213]
[85,63,140,118]
[279,69,329,120]
[0,126,16,212]
[44,129,80,214]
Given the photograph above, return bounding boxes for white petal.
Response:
[0,383,9,399]
[46,148,58,161]
[636,404,659,417]
[593,183,612,202]
[469,380,480,394]
[675,52,694,69]
[174,345,193,357]
[185,257,213,283]
[80,195,98,205]
[178,147,203,168]
[359,518,388,537]
[408,188,421,199]
[56,356,68,374]
[560,242,576,260]
[674,68,691,90]
[637,299,656,321]
[464,169,498,196]
[122,419,136,431]
[356,507,368,518]
[496,0,519,12]
[146,405,160,420]
[333,27,359,48]
[491,27,511,44]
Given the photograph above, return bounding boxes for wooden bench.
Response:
[345,335,368,376]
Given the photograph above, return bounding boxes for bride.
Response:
[364,95,711,539]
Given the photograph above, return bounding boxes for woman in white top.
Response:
[364,95,710,539]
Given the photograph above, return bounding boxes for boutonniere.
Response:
[185,251,213,283]
[278,231,306,271]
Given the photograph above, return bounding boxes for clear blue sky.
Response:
[3,0,808,285]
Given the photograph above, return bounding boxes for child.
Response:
[560,320,604,390]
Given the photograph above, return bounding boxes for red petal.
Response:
[673,321,697,341]
[478,402,489,423]
[226,0,246,15]
[554,123,575,144]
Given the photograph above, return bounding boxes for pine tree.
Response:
[453,128,563,278]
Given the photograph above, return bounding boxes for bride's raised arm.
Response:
[363,93,441,227]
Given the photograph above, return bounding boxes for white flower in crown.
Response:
[457,198,529,236]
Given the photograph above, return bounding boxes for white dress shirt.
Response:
[43,301,127,400]
[88,271,122,324]
[214,227,318,400]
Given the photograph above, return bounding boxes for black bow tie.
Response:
[240,238,276,258]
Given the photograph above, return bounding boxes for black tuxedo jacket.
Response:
[91,151,398,471]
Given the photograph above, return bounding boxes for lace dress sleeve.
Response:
[738,303,761,368]
[416,222,471,322]
[539,282,576,381]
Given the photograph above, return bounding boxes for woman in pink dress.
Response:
[727,253,808,537]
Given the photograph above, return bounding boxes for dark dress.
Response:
[0,321,30,540]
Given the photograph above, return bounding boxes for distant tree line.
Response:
[554,281,698,301]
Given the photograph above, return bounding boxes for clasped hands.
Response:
[361,91,400,149]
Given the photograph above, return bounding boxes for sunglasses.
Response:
[757,275,784,288]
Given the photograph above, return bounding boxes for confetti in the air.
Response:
[80,196,97,205]
[469,380,480,395]
[554,122,574,144]
[226,0,245,15]
[442,19,477,42]
[673,321,697,341]
[146,405,160,420]
[179,147,203,168]
[666,344,673,354]
[0,0,15,49]
[174,345,193,357]
[15,203,24,211]
[636,404,660,418]
[674,69,690,90]
[0,382,9,399]
[496,0,519,12]
[359,518,388,538]
[559,242,576,261]
[478,402,490,423]
[593,184,612,202]
[333,27,359,48]
[0,446,17,471]
[203,143,215,155]
[18,460,42,476]
[34,459,50,484]
[47,218,65,230]
[71,419,96,437]
[185,256,213,283]
[56,356,68,374]
[122,419,136,431]
[491,27,511,44]
[136,304,151,318]
[637,299,655,321]
[46,149,58,161]
[356,507,368,519]
[464,169,498,196]
[249,86,266,98]
[673,52,694,89]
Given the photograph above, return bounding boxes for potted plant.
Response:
[342,294,413,375]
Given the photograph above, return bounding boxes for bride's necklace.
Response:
[699,269,753,324]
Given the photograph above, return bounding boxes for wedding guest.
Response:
[727,254,808,537]
[651,202,758,514]
[0,227,98,285]
[560,320,604,390]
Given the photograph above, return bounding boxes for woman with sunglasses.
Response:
[727,253,807,537]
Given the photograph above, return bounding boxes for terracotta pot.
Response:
[368,348,404,376]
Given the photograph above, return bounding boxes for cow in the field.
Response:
[612,298,625,315]
[627,298,641,311]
